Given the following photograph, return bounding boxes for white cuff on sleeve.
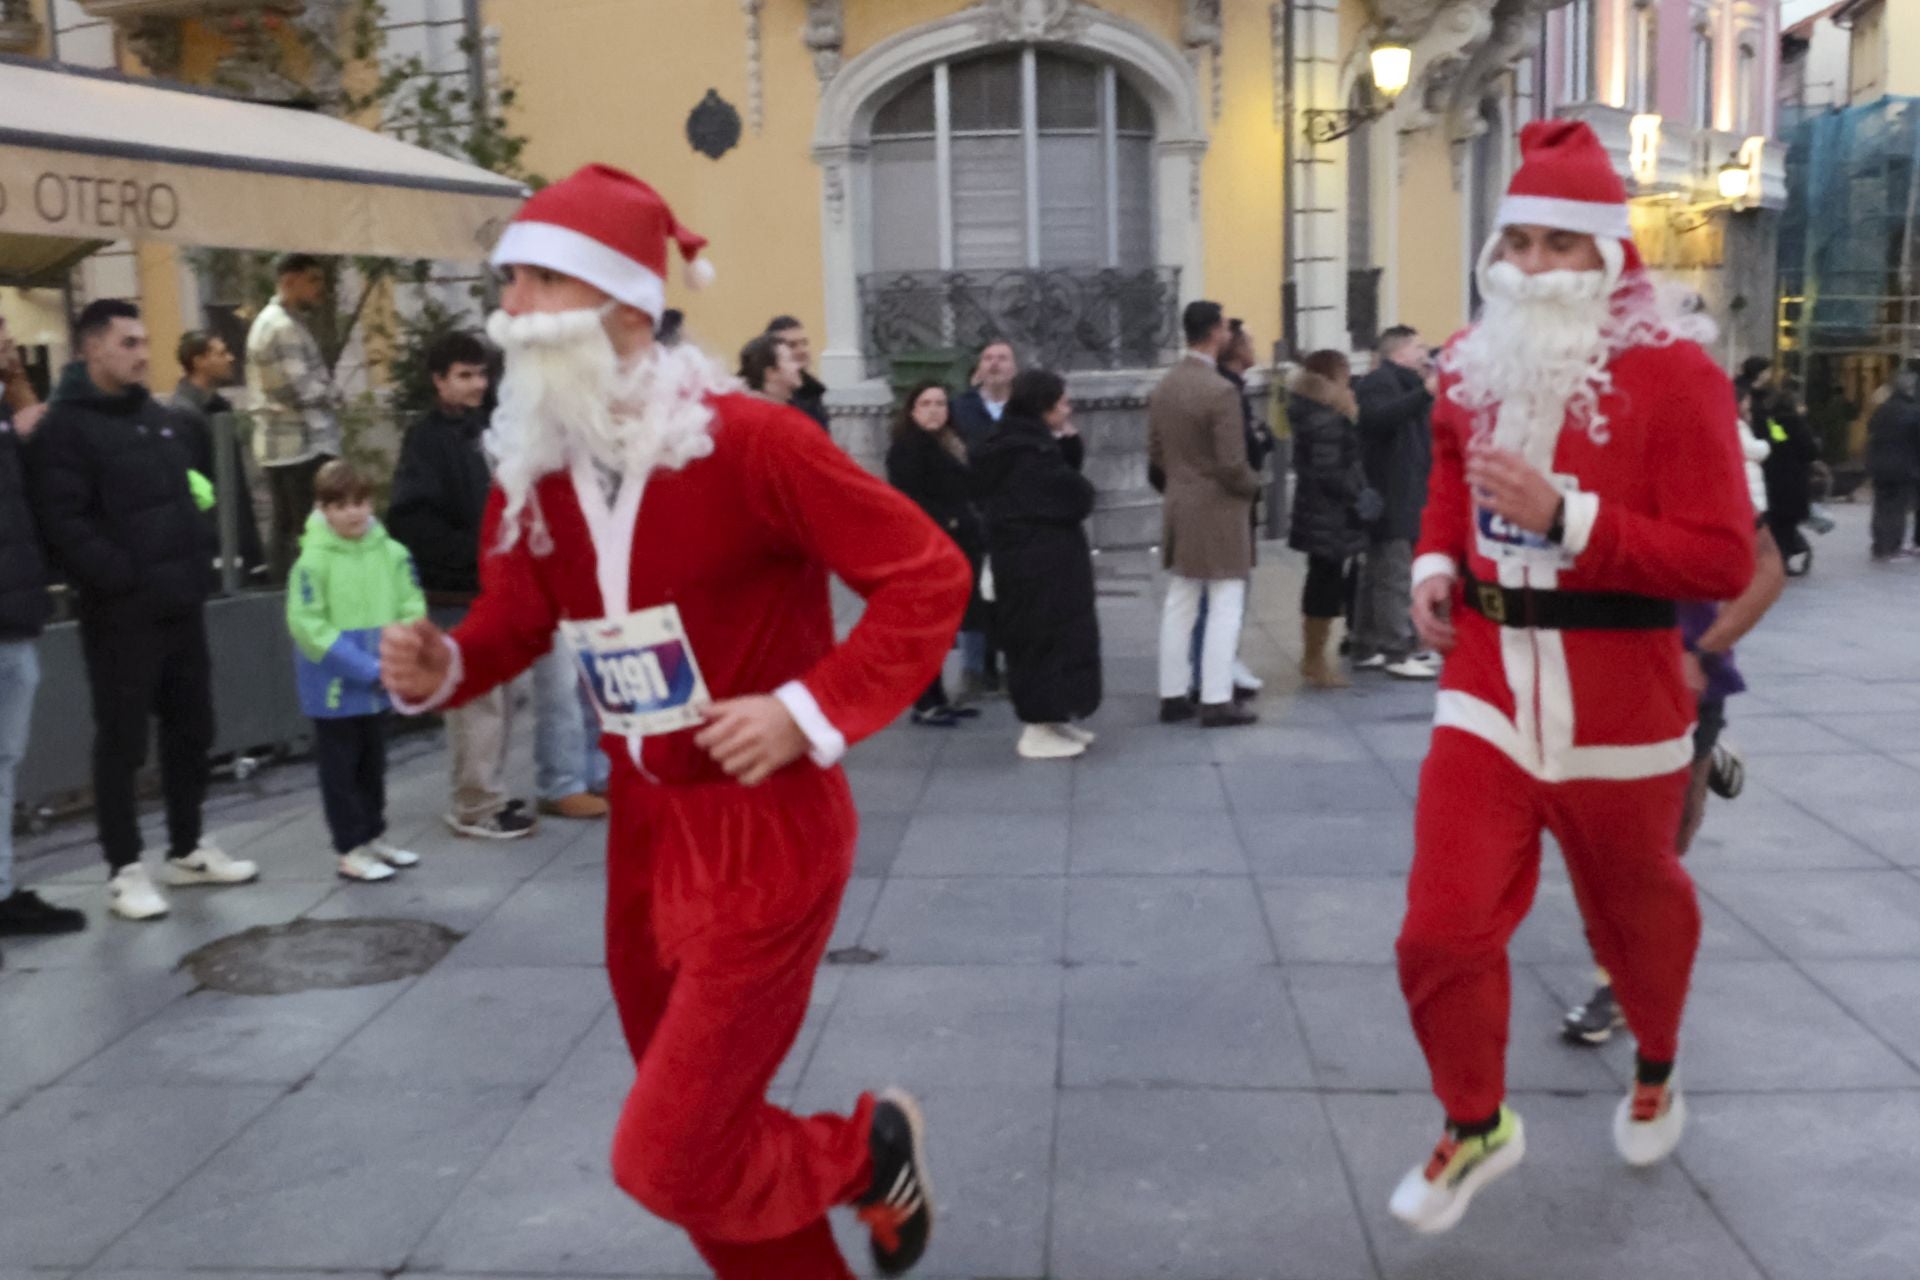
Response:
[773,680,847,768]
[1559,490,1600,556]
[1411,553,1459,589]
[391,635,465,715]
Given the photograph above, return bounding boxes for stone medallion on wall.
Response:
[687,89,743,161]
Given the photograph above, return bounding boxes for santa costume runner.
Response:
[1388,121,1756,1231]
[386,165,971,1278]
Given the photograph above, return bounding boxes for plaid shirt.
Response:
[245,296,342,467]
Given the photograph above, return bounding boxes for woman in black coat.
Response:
[971,369,1101,759]
[1287,349,1371,689]
[886,381,986,727]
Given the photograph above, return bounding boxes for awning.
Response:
[0,57,529,268]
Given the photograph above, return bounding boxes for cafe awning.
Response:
[0,57,529,273]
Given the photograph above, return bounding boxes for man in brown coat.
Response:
[1149,301,1264,728]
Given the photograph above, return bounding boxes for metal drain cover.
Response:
[180,918,461,995]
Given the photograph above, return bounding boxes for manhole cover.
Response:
[180,918,462,995]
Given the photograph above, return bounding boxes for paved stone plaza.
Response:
[2,506,1918,1280]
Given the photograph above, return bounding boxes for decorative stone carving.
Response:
[687,89,744,161]
[1183,0,1224,121]
[974,0,1089,43]
[822,160,847,226]
[1362,0,1571,144]
[742,0,765,133]
[804,0,844,85]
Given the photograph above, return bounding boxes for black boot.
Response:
[1158,695,1197,724]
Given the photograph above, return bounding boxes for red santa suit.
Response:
[1395,123,1756,1126]
[419,169,972,1279]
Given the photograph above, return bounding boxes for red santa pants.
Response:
[604,760,874,1280]
[1396,728,1701,1126]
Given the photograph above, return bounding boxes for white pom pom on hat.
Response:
[685,255,716,290]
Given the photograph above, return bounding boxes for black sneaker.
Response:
[1198,701,1259,729]
[1158,695,1197,724]
[444,807,538,840]
[1562,983,1625,1046]
[0,888,88,936]
[857,1089,933,1276]
[910,706,961,728]
[1707,740,1745,800]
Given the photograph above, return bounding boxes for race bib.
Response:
[1473,473,1581,570]
[561,605,712,739]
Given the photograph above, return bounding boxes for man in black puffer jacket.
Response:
[0,319,88,955]
[31,300,259,923]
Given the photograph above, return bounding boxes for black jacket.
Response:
[950,388,1007,459]
[887,427,987,633]
[30,363,209,624]
[1747,390,1817,526]
[792,373,831,432]
[1286,372,1370,563]
[169,379,265,575]
[1866,385,1920,480]
[0,403,49,640]
[971,416,1101,724]
[1352,361,1433,544]
[386,406,492,599]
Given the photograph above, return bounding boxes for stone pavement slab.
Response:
[6,509,1917,1279]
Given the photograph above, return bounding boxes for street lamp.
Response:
[1303,38,1414,144]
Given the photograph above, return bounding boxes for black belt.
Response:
[1462,570,1676,631]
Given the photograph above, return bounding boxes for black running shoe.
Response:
[1561,983,1625,1046]
[0,888,87,936]
[857,1089,933,1276]
[1707,740,1745,800]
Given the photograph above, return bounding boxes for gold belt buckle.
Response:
[1477,583,1507,625]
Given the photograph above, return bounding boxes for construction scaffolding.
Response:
[1778,95,1920,460]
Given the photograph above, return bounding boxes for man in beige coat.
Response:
[1149,301,1264,728]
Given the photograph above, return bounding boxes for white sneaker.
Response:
[162,843,260,886]
[367,839,420,868]
[1056,723,1097,746]
[1230,660,1264,691]
[337,848,398,882]
[1386,655,1441,681]
[1017,723,1086,760]
[108,864,170,921]
[1388,1107,1525,1234]
[1613,1079,1686,1166]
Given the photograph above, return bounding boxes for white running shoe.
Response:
[1017,723,1086,760]
[1056,724,1097,746]
[337,849,398,882]
[1386,655,1441,680]
[367,839,420,868]
[162,844,260,886]
[1230,660,1264,691]
[109,864,170,921]
[1613,1078,1686,1166]
[1389,1106,1526,1234]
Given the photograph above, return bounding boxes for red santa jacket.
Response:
[1414,339,1755,783]
[433,393,972,785]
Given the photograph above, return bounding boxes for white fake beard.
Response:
[1446,259,1615,473]
[483,308,731,550]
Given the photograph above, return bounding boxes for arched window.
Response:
[868,49,1157,272]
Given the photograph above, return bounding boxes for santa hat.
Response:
[1496,120,1634,242]
[490,164,713,323]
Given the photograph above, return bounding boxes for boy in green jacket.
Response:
[288,460,427,881]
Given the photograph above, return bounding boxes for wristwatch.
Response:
[1545,497,1567,546]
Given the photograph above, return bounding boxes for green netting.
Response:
[1780,96,1920,356]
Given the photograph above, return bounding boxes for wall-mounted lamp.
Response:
[1303,39,1413,144]
[1716,155,1750,203]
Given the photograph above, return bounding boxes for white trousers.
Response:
[1158,575,1247,705]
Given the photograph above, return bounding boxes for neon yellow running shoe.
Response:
[1388,1106,1526,1234]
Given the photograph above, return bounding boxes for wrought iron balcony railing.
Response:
[857,266,1182,377]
